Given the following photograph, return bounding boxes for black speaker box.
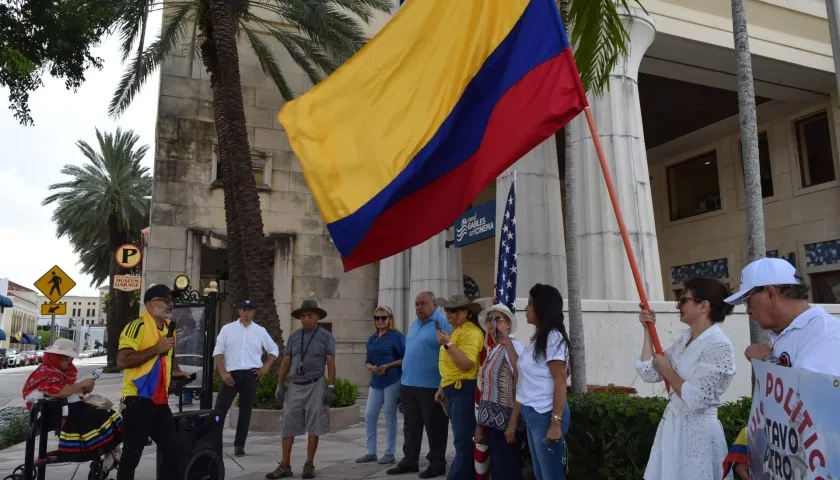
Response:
[156,408,225,480]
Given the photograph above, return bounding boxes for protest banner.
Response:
[747,359,839,479]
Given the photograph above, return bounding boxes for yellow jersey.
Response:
[439,321,484,389]
[118,312,175,404]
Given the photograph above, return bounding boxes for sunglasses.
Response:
[374,316,389,321]
[485,315,505,323]
[676,296,704,308]
[444,308,465,315]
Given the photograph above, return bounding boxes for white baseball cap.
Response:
[724,258,801,305]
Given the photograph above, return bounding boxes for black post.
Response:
[201,288,219,410]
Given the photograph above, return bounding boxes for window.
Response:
[810,271,840,303]
[212,147,271,187]
[667,150,722,221]
[739,132,774,197]
[795,111,835,188]
[319,322,333,333]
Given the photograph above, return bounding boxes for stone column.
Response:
[377,252,411,331]
[409,229,463,302]
[567,6,664,301]
[496,138,568,297]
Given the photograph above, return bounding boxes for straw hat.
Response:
[44,339,79,358]
[434,295,483,315]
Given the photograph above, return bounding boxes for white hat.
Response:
[44,339,79,358]
[478,304,517,334]
[725,258,801,305]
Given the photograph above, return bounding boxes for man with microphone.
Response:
[116,284,190,480]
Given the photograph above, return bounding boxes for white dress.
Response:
[634,324,736,480]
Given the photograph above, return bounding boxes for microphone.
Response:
[167,321,177,338]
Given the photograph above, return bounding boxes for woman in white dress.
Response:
[635,276,737,480]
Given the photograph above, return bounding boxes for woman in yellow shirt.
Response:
[434,295,485,480]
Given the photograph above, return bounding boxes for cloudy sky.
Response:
[0,11,162,296]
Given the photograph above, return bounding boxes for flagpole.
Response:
[583,107,670,393]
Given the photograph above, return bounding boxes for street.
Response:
[0,357,111,409]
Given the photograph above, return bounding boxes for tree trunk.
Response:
[558,0,587,394]
[203,0,284,353]
[106,214,129,366]
[730,0,771,351]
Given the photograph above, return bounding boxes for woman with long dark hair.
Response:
[514,284,571,480]
[635,276,737,480]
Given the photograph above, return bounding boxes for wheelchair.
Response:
[3,398,116,480]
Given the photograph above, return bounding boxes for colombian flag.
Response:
[722,427,749,479]
[279,0,588,271]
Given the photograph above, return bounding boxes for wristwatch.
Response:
[551,411,563,423]
[444,342,453,350]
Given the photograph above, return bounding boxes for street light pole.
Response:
[825,0,840,102]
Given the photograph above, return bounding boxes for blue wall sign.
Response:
[453,200,496,247]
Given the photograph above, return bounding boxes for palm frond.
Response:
[566,0,642,97]
[240,23,295,100]
[109,2,195,117]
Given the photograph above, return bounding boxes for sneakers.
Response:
[266,463,293,479]
[355,454,377,463]
[378,454,396,465]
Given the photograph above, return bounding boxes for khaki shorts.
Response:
[280,377,330,438]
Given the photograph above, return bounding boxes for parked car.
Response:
[6,350,22,368]
[0,348,7,369]
[34,350,44,364]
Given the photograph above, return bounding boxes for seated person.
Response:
[21,339,122,468]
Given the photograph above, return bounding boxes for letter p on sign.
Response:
[115,243,143,269]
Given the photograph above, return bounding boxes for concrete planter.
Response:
[228,404,360,433]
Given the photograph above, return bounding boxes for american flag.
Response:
[495,180,517,311]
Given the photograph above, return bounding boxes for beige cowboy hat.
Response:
[292,299,328,319]
[44,339,79,358]
[479,304,517,334]
[434,295,483,315]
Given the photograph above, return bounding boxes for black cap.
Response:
[144,284,172,303]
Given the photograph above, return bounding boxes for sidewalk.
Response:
[0,376,456,479]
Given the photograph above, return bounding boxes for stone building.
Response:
[144,0,840,389]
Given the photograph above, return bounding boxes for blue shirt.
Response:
[365,330,406,389]
[401,309,451,389]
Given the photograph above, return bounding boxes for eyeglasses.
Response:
[373,316,389,321]
[676,296,703,308]
[741,287,764,306]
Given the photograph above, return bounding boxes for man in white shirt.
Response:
[213,300,279,456]
[725,258,840,376]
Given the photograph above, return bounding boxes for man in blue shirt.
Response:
[387,292,451,478]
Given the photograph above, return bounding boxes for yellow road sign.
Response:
[34,265,76,303]
[115,243,142,269]
[40,303,67,315]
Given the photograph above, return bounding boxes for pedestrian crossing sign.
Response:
[34,265,76,303]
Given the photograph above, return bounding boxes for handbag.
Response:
[476,400,525,431]
[82,393,114,411]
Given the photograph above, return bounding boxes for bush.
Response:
[0,416,28,449]
[332,378,359,408]
[231,374,359,410]
[556,391,751,479]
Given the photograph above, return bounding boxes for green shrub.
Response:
[234,375,360,410]
[332,378,359,408]
[555,392,751,479]
[213,370,222,393]
[0,416,28,449]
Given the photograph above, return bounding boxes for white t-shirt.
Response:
[515,329,568,413]
[770,306,840,376]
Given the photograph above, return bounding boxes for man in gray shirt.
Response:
[268,300,336,480]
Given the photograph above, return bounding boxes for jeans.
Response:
[214,370,259,447]
[399,385,448,471]
[444,380,477,480]
[521,403,571,480]
[117,396,179,480]
[365,382,400,455]
[487,427,523,480]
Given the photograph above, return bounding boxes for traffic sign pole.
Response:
[50,315,56,347]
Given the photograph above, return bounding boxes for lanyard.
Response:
[299,326,319,362]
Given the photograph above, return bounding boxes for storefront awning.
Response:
[0,295,12,309]
[0,329,7,341]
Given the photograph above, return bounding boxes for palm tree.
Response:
[558,0,642,394]
[109,0,392,352]
[42,128,151,365]
[730,0,771,352]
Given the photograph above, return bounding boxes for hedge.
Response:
[214,370,359,410]
[542,390,752,479]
